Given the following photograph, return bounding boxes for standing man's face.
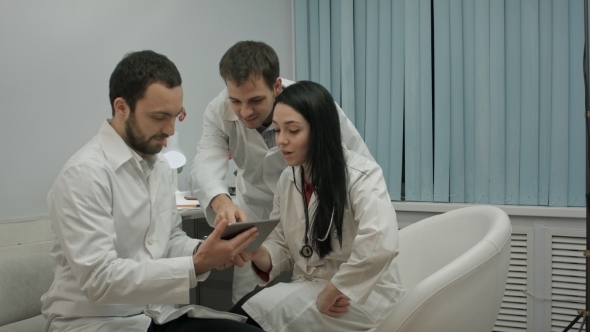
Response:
[227,75,282,129]
[118,82,184,155]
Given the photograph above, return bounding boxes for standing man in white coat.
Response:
[190,41,374,304]
[42,50,262,332]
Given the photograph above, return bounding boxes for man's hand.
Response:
[210,194,248,226]
[193,220,258,275]
[316,282,351,317]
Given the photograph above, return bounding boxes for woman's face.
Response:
[272,102,310,167]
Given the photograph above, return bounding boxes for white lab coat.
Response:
[41,121,245,332]
[242,150,406,332]
[190,78,374,302]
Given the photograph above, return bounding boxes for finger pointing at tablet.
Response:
[210,194,248,226]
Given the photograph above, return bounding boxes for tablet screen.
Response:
[219,219,280,252]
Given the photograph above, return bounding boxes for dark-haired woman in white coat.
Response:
[232,81,406,332]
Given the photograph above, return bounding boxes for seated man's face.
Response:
[227,75,281,129]
[125,82,184,155]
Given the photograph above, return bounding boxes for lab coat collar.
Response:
[288,165,317,227]
[223,102,239,122]
[97,120,134,172]
[281,78,295,88]
[286,165,298,182]
[289,165,306,226]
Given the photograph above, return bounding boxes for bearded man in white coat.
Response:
[190,41,374,304]
[41,50,262,332]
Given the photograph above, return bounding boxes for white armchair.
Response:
[376,205,511,332]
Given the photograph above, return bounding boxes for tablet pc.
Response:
[220,219,280,252]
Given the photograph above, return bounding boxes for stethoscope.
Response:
[295,167,333,258]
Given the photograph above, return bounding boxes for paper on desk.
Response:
[176,197,200,209]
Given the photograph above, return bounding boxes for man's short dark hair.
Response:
[219,41,280,90]
[109,50,182,116]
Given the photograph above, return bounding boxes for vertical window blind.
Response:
[294,0,585,207]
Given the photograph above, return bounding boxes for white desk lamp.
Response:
[163,131,186,192]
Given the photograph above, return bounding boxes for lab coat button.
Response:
[147,237,154,245]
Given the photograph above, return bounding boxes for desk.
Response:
[179,207,205,220]
[178,201,235,311]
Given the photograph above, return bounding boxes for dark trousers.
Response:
[229,286,266,330]
[147,314,263,332]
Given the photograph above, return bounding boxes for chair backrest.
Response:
[376,206,511,332]
[0,252,56,326]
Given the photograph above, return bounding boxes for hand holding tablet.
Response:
[220,219,280,252]
[193,219,259,275]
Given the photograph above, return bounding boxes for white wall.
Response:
[0,0,294,221]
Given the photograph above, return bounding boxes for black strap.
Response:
[299,167,314,259]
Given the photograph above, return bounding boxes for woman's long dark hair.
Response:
[274,81,347,258]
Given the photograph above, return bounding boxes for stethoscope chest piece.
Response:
[300,245,313,258]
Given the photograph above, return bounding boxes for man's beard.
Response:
[124,112,167,155]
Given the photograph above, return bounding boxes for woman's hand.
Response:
[238,247,262,264]
[316,282,351,317]
[238,250,254,263]
[239,246,272,273]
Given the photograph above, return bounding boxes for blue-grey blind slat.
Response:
[319,0,331,91]
[331,0,341,104]
[433,0,451,203]
[309,0,320,83]
[294,0,309,81]
[341,0,355,122]
[504,0,521,205]
[354,0,366,137]
[364,1,379,157]
[419,0,433,202]
[463,0,476,203]
[489,0,506,205]
[568,0,585,207]
[404,0,421,201]
[390,0,405,200]
[377,0,392,178]
[296,0,586,207]
[549,0,569,207]
[519,0,540,206]
[449,0,465,203]
[474,0,491,204]
[538,0,552,206]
